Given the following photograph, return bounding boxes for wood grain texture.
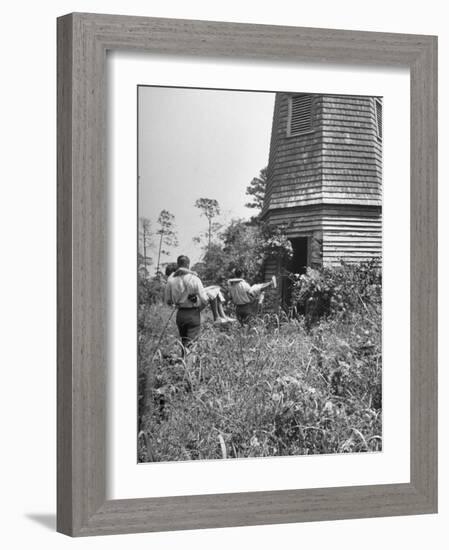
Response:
[262,92,382,266]
[57,14,73,536]
[263,94,382,211]
[57,12,438,536]
[262,205,382,265]
[409,34,438,509]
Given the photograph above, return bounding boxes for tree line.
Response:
[139,167,289,283]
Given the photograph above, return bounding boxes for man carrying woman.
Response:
[228,268,277,325]
[165,257,233,350]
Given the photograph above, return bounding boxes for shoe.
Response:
[225,316,236,322]
[271,275,277,289]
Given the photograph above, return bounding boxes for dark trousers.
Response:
[236,302,257,325]
[176,308,201,350]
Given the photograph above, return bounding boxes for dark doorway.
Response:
[289,238,309,274]
[281,237,309,310]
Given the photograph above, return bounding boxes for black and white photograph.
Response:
[1,0,442,544]
[137,86,383,462]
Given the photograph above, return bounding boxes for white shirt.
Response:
[227,278,254,305]
[165,268,208,308]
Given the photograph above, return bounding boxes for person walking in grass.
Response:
[228,268,277,325]
[164,255,209,350]
[165,264,234,325]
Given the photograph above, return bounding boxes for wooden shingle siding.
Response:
[263,93,323,215]
[264,95,282,217]
[266,206,381,251]
[263,93,382,218]
[322,209,382,266]
[262,92,382,271]
[263,258,279,281]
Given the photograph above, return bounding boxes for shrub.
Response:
[291,260,381,325]
[138,301,382,462]
[193,219,293,285]
[138,274,165,306]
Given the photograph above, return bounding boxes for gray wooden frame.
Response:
[57,12,438,536]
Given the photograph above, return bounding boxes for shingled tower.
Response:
[262,93,382,299]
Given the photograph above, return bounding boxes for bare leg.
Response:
[209,298,219,321]
[250,281,273,297]
[259,281,272,291]
[217,300,227,319]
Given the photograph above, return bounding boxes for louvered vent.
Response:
[375,99,382,139]
[288,94,313,136]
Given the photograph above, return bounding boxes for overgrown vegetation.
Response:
[292,260,381,325]
[138,261,381,461]
[137,167,382,462]
[193,220,293,287]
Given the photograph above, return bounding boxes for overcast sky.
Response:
[138,86,275,269]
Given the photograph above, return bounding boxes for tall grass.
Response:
[138,299,382,462]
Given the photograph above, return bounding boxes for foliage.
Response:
[194,198,221,251]
[156,210,178,275]
[245,166,267,212]
[221,219,265,281]
[192,218,293,287]
[137,166,382,463]
[137,252,149,279]
[291,260,381,325]
[192,242,230,287]
[138,273,166,306]
[260,223,293,265]
[138,218,154,277]
[138,301,382,462]
[193,221,223,249]
[194,197,221,220]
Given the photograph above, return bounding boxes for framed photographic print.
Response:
[57,13,437,536]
